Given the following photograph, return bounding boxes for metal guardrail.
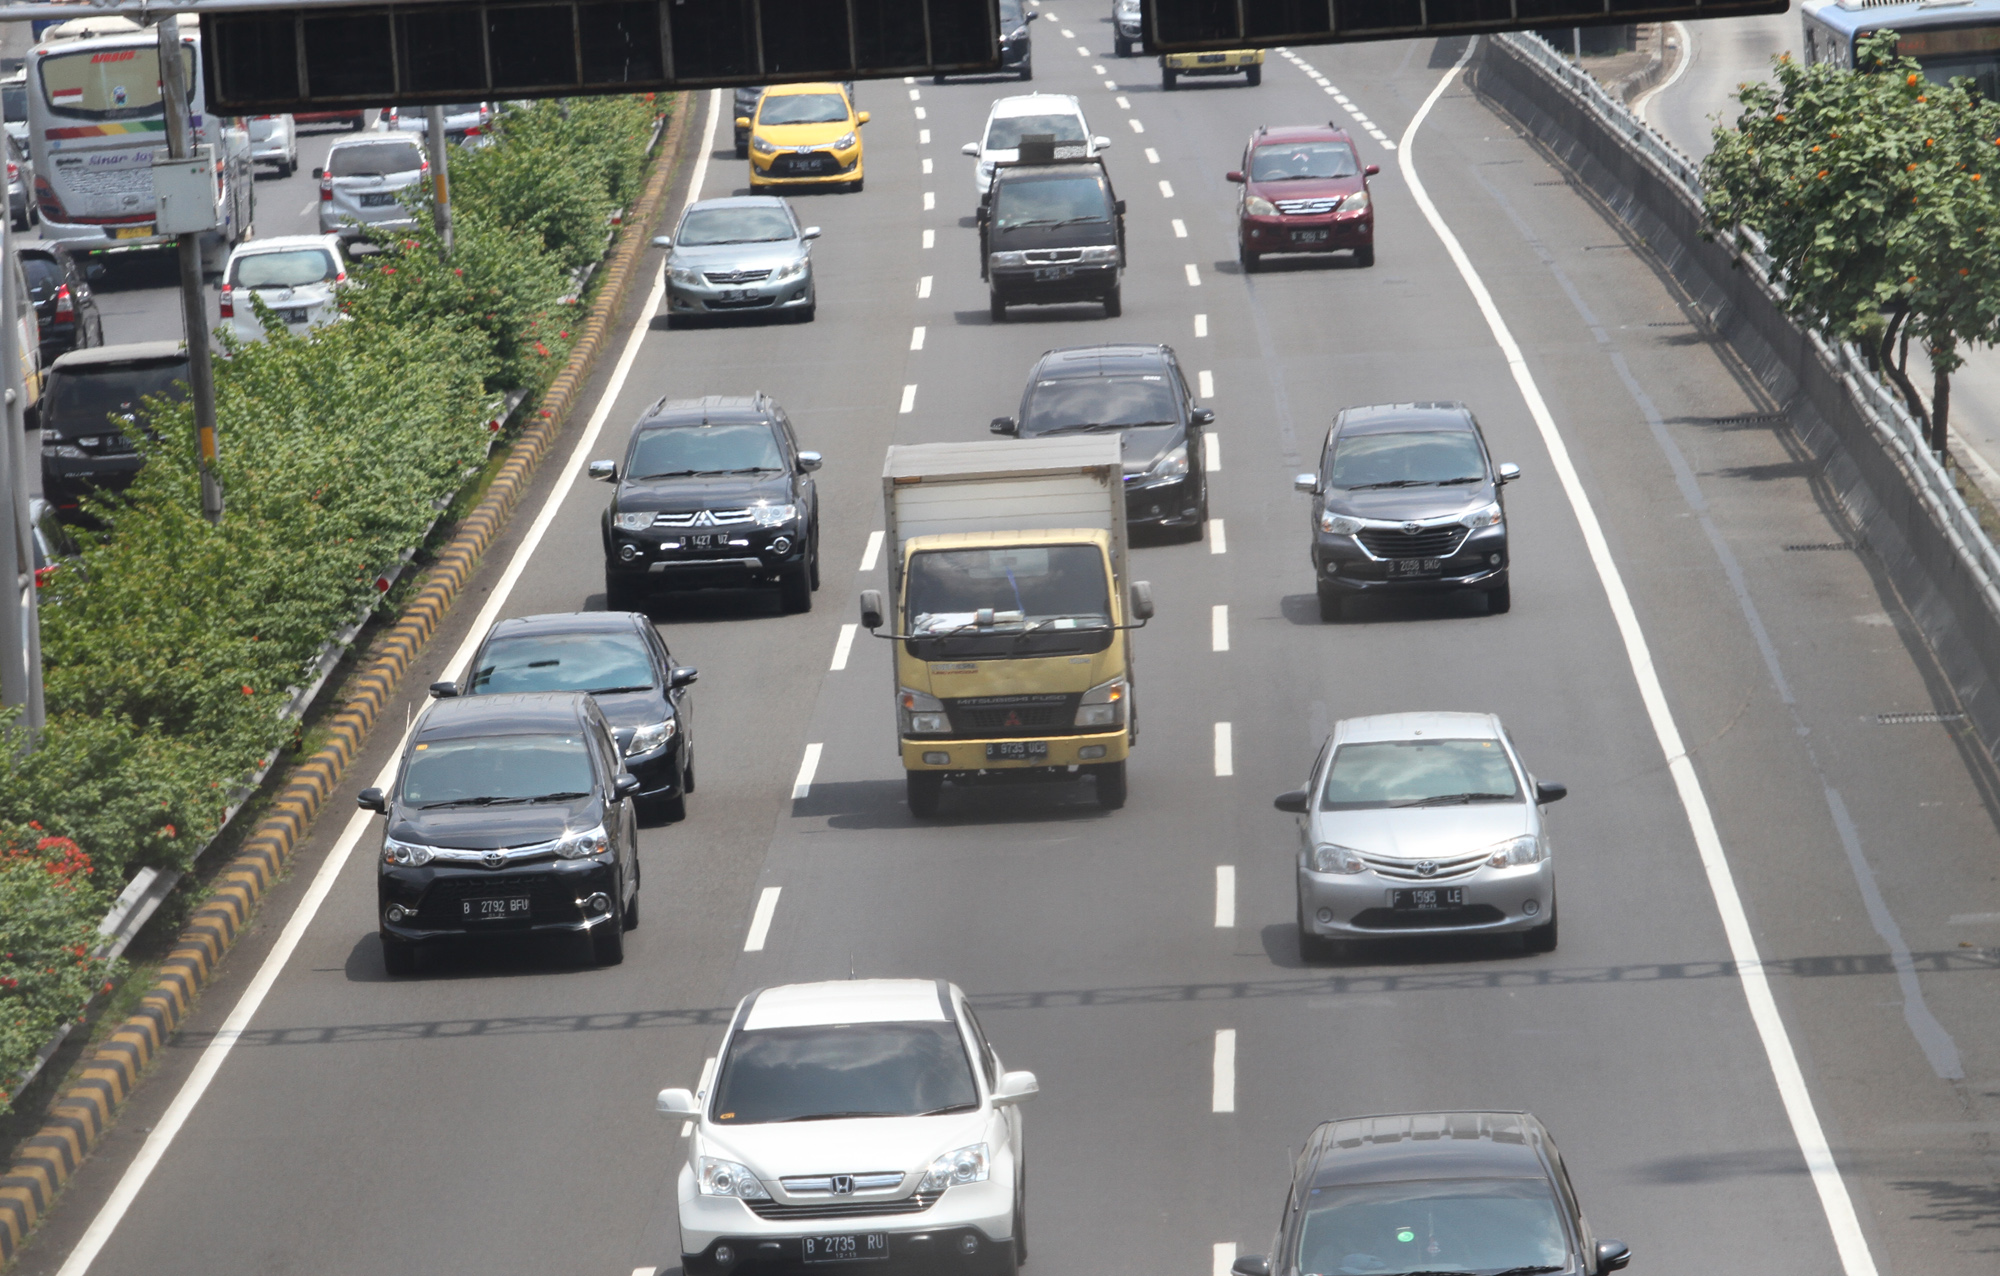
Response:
[1494,29,2000,633]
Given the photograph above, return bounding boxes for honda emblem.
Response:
[831,1175,853,1195]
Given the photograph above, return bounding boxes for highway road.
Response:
[14,11,2000,1276]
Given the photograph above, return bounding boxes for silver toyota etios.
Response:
[1278,711,1566,958]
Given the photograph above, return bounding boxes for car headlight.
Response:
[1318,509,1364,535]
[1146,444,1189,482]
[616,511,658,532]
[750,134,777,155]
[1338,188,1371,214]
[917,1143,990,1193]
[43,444,85,459]
[627,719,676,756]
[752,503,798,527]
[1486,834,1544,867]
[1074,676,1127,728]
[382,836,434,867]
[698,1157,772,1200]
[900,686,950,735]
[833,131,857,150]
[668,265,705,286]
[771,257,808,282]
[990,250,1027,267]
[1459,501,1503,529]
[1245,194,1278,217]
[1079,244,1119,263]
[554,823,611,860]
[1310,843,1367,874]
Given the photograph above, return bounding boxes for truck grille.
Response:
[748,1191,941,1220]
[1356,525,1467,559]
[944,693,1082,735]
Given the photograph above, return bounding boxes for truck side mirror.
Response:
[990,416,1017,435]
[357,787,387,814]
[1294,473,1319,494]
[588,459,617,482]
[1130,580,1155,622]
[859,589,885,631]
[1274,790,1310,814]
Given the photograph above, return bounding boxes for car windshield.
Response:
[627,423,784,478]
[2,82,25,123]
[1321,738,1522,810]
[47,360,187,435]
[1296,1177,1570,1276]
[903,544,1113,659]
[993,174,1111,228]
[329,141,423,177]
[1251,142,1359,181]
[21,254,62,299]
[1328,430,1486,490]
[710,1021,979,1124]
[760,92,849,125]
[229,248,338,289]
[677,206,795,245]
[986,112,1088,149]
[469,632,655,696]
[399,734,595,807]
[1022,375,1177,434]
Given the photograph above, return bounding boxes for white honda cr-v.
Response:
[658,979,1037,1276]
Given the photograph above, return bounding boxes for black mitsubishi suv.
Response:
[592,394,822,613]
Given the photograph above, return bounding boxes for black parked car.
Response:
[434,611,698,821]
[39,341,188,514]
[936,0,1036,82]
[980,151,1125,320]
[1230,1111,1630,1276]
[359,691,642,974]
[992,343,1211,538]
[20,244,103,365]
[1295,401,1517,622]
[591,393,822,614]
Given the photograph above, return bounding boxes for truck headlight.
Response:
[990,250,1027,268]
[698,1157,771,1200]
[1459,501,1503,529]
[1078,244,1119,263]
[1486,834,1544,867]
[616,511,658,532]
[1074,677,1127,728]
[1310,843,1367,874]
[382,837,433,867]
[917,1143,989,1193]
[900,687,950,735]
[554,823,611,860]
[1319,510,1364,535]
[752,503,798,527]
[627,719,676,756]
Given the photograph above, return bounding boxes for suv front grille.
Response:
[780,1172,908,1195]
[748,1191,941,1220]
[1356,525,1467,559]
[944,693,1082,735]
[652,507,758,528]
[1275,197,1341,215]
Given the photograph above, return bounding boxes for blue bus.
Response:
[1802,0,2000,96]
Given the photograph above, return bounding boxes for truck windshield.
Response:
[905,544,1113,659]
[992,175,1111,229]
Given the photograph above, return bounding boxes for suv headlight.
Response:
[1074,677,1127,728]
[832,131,857,150]
[1310,843,1367,874]
[1338,189,1371,214]
[616,511,658,532]
[698,1157,772,1200]
[1079,244,1119,263]
[1318,509,1364,535]
[899,687,949,735]
[917,1143,989,1193]
[554,823,611,860]
[1245,194,1277,217]
[1459,501,1503,529]
[628,719,676,756]
[382,836,434,867]
[1486,834,1544,867]
[1146,444,1189,483]
[752,503,798,527]
[750,134,777,155]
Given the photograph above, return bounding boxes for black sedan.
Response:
[1230,1111,1630,1276]
[432,610,697,821]
[991,343,1212,539]
[1296,402,1517,621]
[20,244,102,366]
[359,691,642,974]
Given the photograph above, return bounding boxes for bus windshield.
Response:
[1892,24,2000,98]
[37,44,194,121]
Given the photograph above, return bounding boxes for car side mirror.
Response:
[1226,170,1246,184]
[1293,473,1319,495]
[615,773,642,797]
[588,459,617,482]
[1093,136,1112,149]
[990,416,1018,435]
[357,787,387,814]
[656,1087,700,1118]
[1274,789,1310,814]
[1595,1240,1631,1273]
[427,680,458,698]
[734,115,751,129]
[1192,408,1215,426]
[311,167,324,180]
[1129,580,1155,622]
[1230,1256,1271,1276]
[651,235,672,249]
[797,450,823,472]
[859,589,885,630]
[990,1069,1039,1106]
[857,110,871,124]
[801,226,821,241]
[962,141,982,156]
[1497,461,1521,484]
[1113,198,1126,214]
[1026,9,1039,18]
[1535,780,1568,805]
[1365,163,1381,176]
[669,666,699,689]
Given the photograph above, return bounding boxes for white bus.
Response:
[1803,0,2000,97]
[25,22,255,272]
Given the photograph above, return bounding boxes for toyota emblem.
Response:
[482,851,505,869]
[1402,521,1422,534]
[1415,860,1439,877]
[831,1175,853,1196]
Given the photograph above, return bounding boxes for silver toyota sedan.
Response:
[653,196,818,325]
[1277,711,1565,958]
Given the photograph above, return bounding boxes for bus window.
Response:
[36,45,194,121]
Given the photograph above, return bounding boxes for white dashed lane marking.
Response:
[1205,435,1221,471]
[745,885,782,949]
[1185,263,1201,286]
[918,275,932,298]
[1116,95,1130,108]
[1128,118,1145,133]
[915,106,927,119]
[1214,865,1235,927]
[860,530,884,572]
[1198,369,1214,397]
[1194,313,1208,337]
[910,325,926,351]
[1209,518,1227,554]
[923,191,935,210]
[899,384,918,413]
[830,624,858,671]
[1214,1245,1238,1276]
[1213,723,1233,777]
[919,128,931,144]
[1211,605,1229,651]
[1145,147,1160,164]
[923,228,935,249]
[1212,1029,1236,1110]
[1159,180,1174,198]
[922,157,933,174]
[908,88,921,100]
[1172,218,1186,238]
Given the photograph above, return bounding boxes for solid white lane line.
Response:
[861,530,885,572]
[1211,1029,1236,1111]
[1194,313,1208,337]
[1211,604,1229,651]
[911,325,926,351]
[918,275,932,298]
[1205,436,1221,472]
[1128,118,1145,133]
[899,384,918,413]
[744,886,782,950]
[1172,218,1187,238]
[1401,41,1879,1276]
[1215,865,1235,927]
[922,157,933,174]
[830,623,858,671]
[1198,369,1213,397]
[920,128,931,144]
[1632,21,1693,124]
[50,88,722,1276]
[1159,180,1174,198]
[923,228,935,249]
[1116,95,1131,108]
[1214,1244,1238,1276]
[1213,723,1233,776]
[791,744,823,800]
[923,191,935,210]
[1209,518,1226,554]
[1184,263,1200,286]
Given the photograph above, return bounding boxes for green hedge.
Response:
[0,95,664,1111]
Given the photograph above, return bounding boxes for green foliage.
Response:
[0,826,123,1116]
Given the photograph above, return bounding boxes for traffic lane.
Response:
[1644,10,1796,159]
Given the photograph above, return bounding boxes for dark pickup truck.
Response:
[978,144,1125,321]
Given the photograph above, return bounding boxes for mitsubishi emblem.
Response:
[693,509,716,527]
[1415,860,1439,878]
[831,1175,853,1195]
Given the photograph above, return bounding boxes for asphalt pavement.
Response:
[11,11,2000,1276]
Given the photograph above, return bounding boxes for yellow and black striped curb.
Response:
[0,97,696,1267]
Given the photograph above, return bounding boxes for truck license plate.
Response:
[1032,265,1074,280]
[986,741,1049,760]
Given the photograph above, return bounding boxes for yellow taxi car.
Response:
[739,83,869,192]
[1161,48,1263,90]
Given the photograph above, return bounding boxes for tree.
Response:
[1703,32,2000,455]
